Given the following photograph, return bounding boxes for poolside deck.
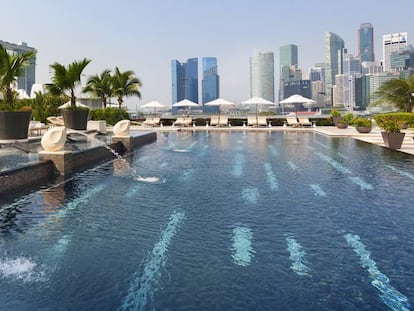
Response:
[127,124,414,156]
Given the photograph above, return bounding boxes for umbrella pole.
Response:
[218,107,221,124]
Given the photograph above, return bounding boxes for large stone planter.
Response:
[0,111,32,142]
[381,131,405,149]
[356,126,372,133]
[62,109,89,130]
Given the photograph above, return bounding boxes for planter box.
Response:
[62,109,89,130]
[0,111,32,142]
[381,132,405,149]
[87,120,107,134]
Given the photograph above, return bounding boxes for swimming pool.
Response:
[1,131,413,310]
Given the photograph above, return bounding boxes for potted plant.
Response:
[47,58,91,130]
[352,117,372,133]
[377,119,405,149]
[0,45,36,141]
[335,117,348,129]
[330,109,342,125]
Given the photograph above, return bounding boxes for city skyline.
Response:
[1,0,413,110]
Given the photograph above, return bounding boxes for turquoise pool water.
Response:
[0,131,413,310]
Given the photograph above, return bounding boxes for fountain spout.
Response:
[113,120,130,137]
[41,127,67,152]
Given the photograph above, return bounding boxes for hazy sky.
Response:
[1,0,413,110]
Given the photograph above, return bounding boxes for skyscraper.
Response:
[202,57,220,112]
[280,44,298,68]
[358,23,375,62]
[325,32,345,106]
[250,51,274,102]
[343,50,362,110]
[279,44,299,100]
[171,58,198,106]
[171,60,185,105]
[383,32,408,72]
[0,40,36,96]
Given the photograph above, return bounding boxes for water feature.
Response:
[1,131,414,310]
[65,129,162,184]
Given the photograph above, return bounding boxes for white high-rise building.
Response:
[250,51,274,102]
[382,32,408,72]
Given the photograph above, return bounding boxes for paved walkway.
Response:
[314,126,414,156]
[130,124,414,156]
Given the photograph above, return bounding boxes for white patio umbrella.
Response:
[172,99,200,108]
[142,100,165,117]
[279,94,315,117]
[241,96,275,123]
[172,99,201,114]
[58,101,89,109]
[205,98,235,123]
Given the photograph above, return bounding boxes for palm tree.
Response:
[47,58,91,108]
[0,44,36,110]
[373,74,414,112]
[112,67,141,109]
[83,69,113,109]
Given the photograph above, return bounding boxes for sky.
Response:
[1,0,413,111]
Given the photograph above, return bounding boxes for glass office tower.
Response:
[202,57,220,113]
[171,60,185,105]
[171,58,199,107]
[279,44,298,100]
[325,32,345,106]
[358,23,375,63]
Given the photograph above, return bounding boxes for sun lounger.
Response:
[143,117,160,127]
[286,117,300,127]
[47,116,64,127]
[210,116,220,126]
[247,116,258,127]
[28,121,49,136]
[183,117,192,126]
[173,117,192,127]
[298,117,313,127]
[257,116,268,127]
[218,116,229,127]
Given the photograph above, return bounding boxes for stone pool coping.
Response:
[0,132,156,196]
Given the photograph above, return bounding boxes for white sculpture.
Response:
[113,120,130,136]
[41,126,66,151]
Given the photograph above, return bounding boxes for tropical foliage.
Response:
[0,44,36,111]
[111,67,141,109]
[47,58,91,108]
[83,69,113,108]
[373,75,414,112]
[30,92,64,122]
[90,107,129,125]
[330,109,342,117]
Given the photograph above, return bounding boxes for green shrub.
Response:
[343,113,355,124]
[330,109,341,117]
[374,112,414,127]
[352,117,372,127]
[90,108,129,125]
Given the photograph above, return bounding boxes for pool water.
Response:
[1,131,414,311]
